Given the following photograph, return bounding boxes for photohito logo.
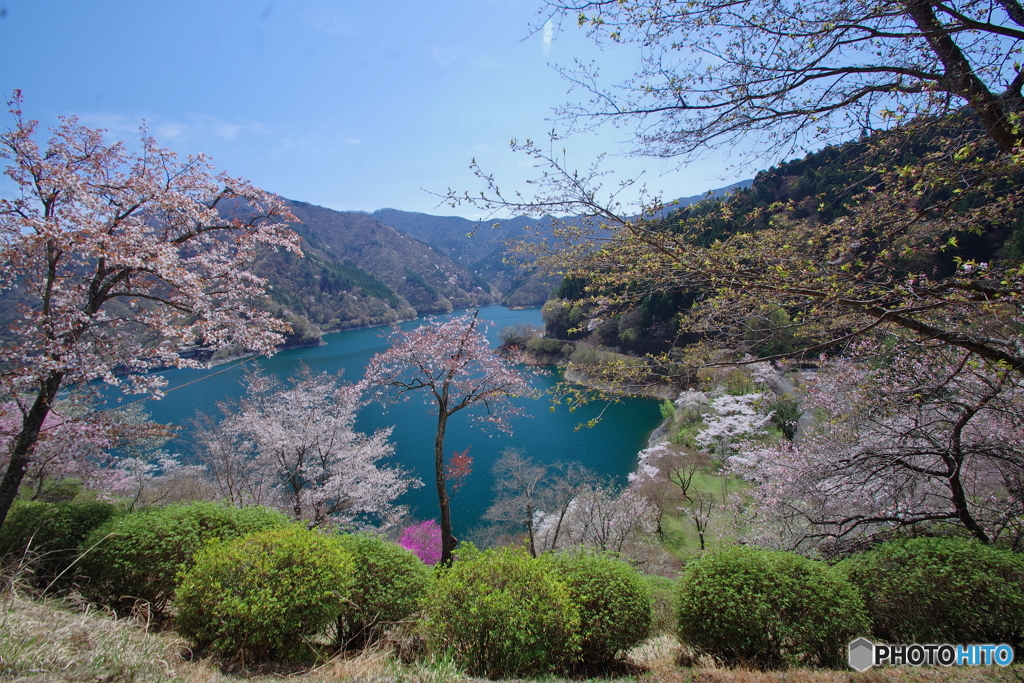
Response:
[848,638,1015,671]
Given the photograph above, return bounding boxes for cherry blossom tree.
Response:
[0,398,111,498]
[629,441,713,541]
[0,395,178,503]
[483,454,602,554]
[363,312,532,564]
[191,411,259,508]
[696,393,774,458]
[729,344,1024,554]
[195,365,418,529]
[0,93,300,530]
[87,402,207,509]
[545,0,1024,160]
[110,453,209,511]
[532,479,661,560]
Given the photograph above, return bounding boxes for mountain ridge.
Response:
[237,181,757,346]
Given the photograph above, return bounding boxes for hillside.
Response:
[0,185,758,354]
[538,124,1024,358]
[373,181,753,265]
[251,200,499,339]
[370,182,752,308]
[371,208,559,305]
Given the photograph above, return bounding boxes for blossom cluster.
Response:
[399,520,443,565]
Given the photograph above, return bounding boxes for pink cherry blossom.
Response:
[728,343,1024,554]
[0,92,300,529]
[195,365,419,529]
[363,311,532,564]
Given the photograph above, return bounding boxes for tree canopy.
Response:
[543,0,1024,160]
[194,365,417,529]
[448,1,1024,385]
[0,92,300,529]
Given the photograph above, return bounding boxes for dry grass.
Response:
[0,590,191,682]
[0,588,474,683]
[3,590,1022,683]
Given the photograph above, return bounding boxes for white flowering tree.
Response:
[363,312,532,564]
[0,93,301,530]
[111,453,209,511]
[533,481,660,556]
[195,365,418,529]
[696,393,774,457]
[729,345,1024,553]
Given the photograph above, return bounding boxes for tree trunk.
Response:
[0,372,63,531]
[903,0,1019,153]
[525,500,537,558]
[434,408,457,565]
[947,467,991,544]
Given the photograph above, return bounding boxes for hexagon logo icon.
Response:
[849,638,875,671]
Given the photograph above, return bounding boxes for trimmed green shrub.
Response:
[677,546,868,669]
[175,527,355,664]
[0,499,120,588]
[423,548,581,678]
[78,502,289,618]
[334,533,431,648]
[838,537,1024,647]
[642,574,678,637]
[540,550,651,663]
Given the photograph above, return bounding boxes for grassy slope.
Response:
[658,470,747,561]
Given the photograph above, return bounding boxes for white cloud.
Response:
[72,111,270,148]
[153,120,187,140]
[213,122,244,140]
[432,46,460,66]
[75,112,139,138]
[301,2,356,36]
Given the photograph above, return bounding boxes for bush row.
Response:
[178,540,653,673]
[675,538,1024,668]
[4,499,1023,673]
[2,501,653,672]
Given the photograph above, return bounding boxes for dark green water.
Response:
[131,306,662,535]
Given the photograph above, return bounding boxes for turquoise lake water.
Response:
[128,306,662,535]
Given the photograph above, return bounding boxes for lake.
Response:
[127,306,663,536]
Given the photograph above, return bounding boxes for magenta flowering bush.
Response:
[399,520,442,565]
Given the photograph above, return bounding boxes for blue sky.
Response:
[0,0,749,218]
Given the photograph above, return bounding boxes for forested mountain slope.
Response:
[371,208,557,305]
[540,125,1024,358]
[372,182,752,308]
[249,200,498,341]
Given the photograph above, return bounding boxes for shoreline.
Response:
[562,367,677,401]
[205,303,545,368]
[516,345,677,457]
